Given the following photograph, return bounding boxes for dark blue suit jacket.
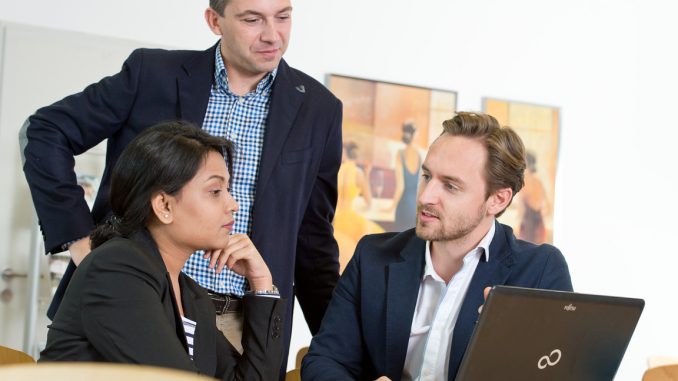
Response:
[22,43,342,363]
[302,222,573,381]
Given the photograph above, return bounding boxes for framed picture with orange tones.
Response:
[328,74,457,272]
[483,98,560,245]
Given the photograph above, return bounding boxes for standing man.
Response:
[302,112,572,381]
[21,0,341,375]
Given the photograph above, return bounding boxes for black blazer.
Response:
[302,222,573,381]
[40,230,286,381]
[22,43,342,337]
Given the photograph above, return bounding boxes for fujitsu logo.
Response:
[563,304,576,312]
[538,349,562,369]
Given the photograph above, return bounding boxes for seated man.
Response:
[302,112,572,381]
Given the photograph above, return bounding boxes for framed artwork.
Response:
[328,74,457,271]
[483,98,560,244]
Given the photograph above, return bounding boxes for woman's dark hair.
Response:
[90,121,234,249]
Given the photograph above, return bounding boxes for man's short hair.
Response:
[210,0,229,15]
[441,112,526,216]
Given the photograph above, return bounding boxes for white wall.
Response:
[1,1,677,379]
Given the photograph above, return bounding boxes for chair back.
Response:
[642,364,678,381]
[285,368,301,381]
[0,362,217,381]
[295,346,309,369]
[285,346,309,381]
[0,345,35,365]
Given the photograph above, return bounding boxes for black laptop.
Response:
[455,286,644,381]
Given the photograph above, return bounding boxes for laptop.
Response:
[455,286,644,381]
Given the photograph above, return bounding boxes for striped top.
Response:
[182,316,197,360]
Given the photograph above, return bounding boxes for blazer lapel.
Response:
[385,233,426,378]
[130,231,189,355]
[177,44,216,126]
[447,221,514,379]
[254,59,304,198]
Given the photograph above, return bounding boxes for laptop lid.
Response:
[455,286,644,381]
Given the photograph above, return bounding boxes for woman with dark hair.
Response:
[40,121,285,380]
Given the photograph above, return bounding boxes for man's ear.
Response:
[487,187,513,216]
[151,192,174,225]
[204,8,224,36]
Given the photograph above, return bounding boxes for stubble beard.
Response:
[415,204,486,242]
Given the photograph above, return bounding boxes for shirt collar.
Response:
[422,221,496,282]
[213,42,278,95]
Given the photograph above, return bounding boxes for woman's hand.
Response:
[204,234,273,291]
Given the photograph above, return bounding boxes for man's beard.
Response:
[415,203,486,242]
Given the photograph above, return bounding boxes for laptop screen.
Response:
[455,286,644,381]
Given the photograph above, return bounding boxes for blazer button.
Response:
[273,315,282,323]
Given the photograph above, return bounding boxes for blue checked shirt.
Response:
[182,44,277,295]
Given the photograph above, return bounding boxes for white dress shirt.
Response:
[402,223,495,381]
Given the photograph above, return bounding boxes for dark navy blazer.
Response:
[22,43,342,367]
[302,222,573,381]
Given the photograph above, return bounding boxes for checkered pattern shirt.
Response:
[182,44,277,295]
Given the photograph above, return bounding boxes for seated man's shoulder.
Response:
[502,225,566,264]
[499,223,572,290]
[512,237,562,256]
[355,229,419,260]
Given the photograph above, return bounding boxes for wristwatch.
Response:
[247,284,280,296]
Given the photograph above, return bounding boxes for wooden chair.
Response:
[0,362,217,381]
[0,345,35,365]
[285,368,301,381]
[285,346,309,381]
[295,346,309,369]
[642,364,678,381]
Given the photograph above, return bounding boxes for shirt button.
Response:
[238,97,245,104]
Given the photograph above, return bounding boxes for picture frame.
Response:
[328,74,457,271]
[483,98,561,244]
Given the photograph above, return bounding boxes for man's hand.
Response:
[204,234,273,291]
[478,286,492,314]
[69,237,92,266]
